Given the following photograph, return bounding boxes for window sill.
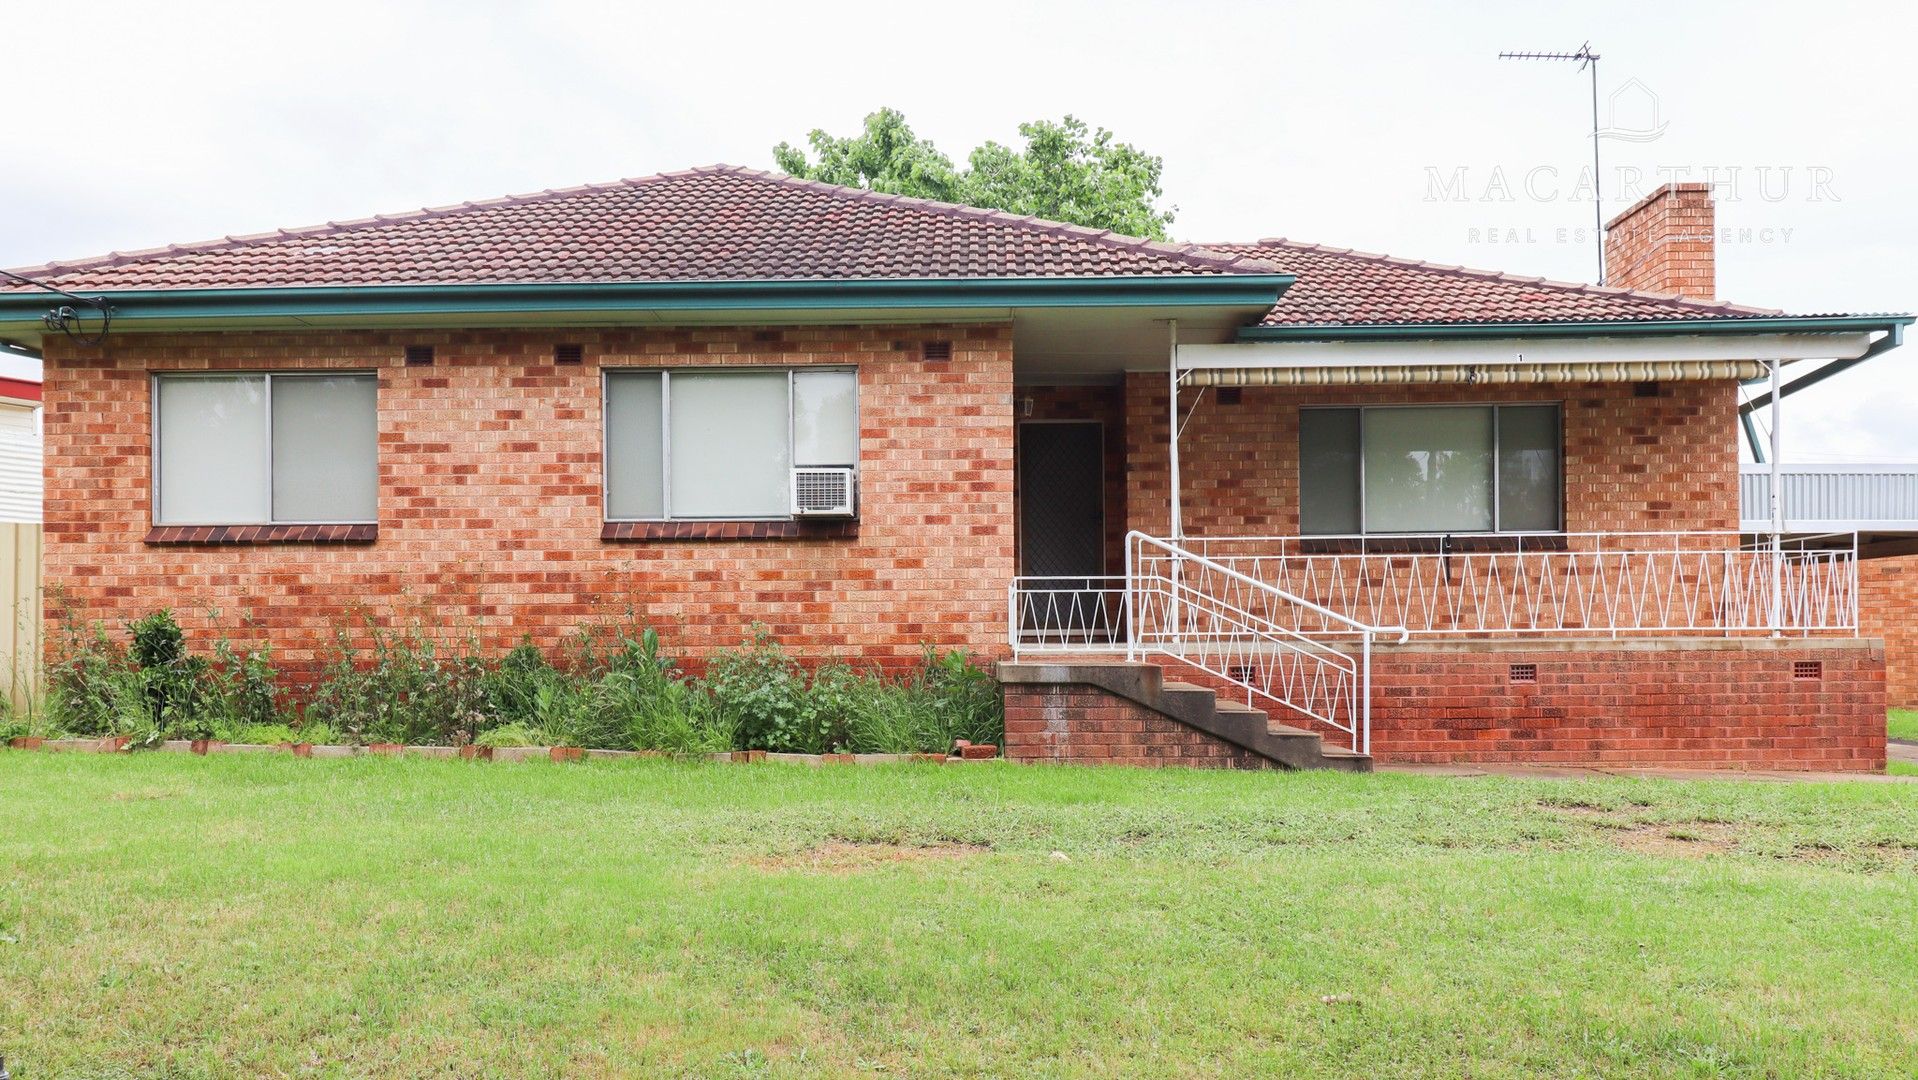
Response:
[144,524,378,545]
[601,520,859,542]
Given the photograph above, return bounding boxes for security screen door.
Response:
[1018,420,1105,576]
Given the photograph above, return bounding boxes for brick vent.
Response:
[600,520,858,542]
[1508,662,1538,683]
[144,524,378,545]
[554,343,584,365]
[1794,660,1823,680]
[404,344,434,365]
[922,340,952,362]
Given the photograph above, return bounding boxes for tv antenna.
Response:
[1500,41,1605,283]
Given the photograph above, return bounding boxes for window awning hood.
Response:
[1177,323,1906,387]
[1185,359,1769,386]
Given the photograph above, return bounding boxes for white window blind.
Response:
[155,373,376,525]
[272,375,378,522]
[669,372,791,519]
[604,368,857,521]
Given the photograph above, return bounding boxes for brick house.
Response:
[0,169,1908,770]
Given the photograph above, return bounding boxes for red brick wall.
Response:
[1065,640,1884,771]
[1604,182,1716,299]
[1860,555,1918,706]
[1122,375,1739,537]
[41,324,1015,671]
[1003,682,1272,768]
[1369,640,1884,770]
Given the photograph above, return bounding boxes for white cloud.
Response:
[2,0,1911,460]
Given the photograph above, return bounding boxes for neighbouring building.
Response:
[1,169,1909,770]
[0,374,41,524]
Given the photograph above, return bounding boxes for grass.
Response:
[1890,707,1918,742]
[2,755,1916,1078]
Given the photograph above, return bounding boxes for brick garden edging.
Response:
[4,737,992,765]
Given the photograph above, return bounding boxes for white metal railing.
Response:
[1738,463,1918,531]
[1173,531,1860,637]
[1008,576,1128,652]
[1006,535,1405,754]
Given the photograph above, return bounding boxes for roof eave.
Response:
[0,274,1297,335]
[1238,315,1915,342]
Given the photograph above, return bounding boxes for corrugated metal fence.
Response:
[1739,464,1918,531]
[0,523,39,713]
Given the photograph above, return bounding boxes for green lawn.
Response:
[1890,707,1918,742]
[3,755,1916,1078]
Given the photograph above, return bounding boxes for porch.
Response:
[1001,324,1906,772]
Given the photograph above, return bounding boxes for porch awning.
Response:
[1181,359,1771,387]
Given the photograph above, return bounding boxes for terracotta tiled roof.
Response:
[5,167,1859,328]
[1,166,1282,291]
[1207,239,1792,326]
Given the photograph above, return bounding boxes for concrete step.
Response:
[999,661,1370,773]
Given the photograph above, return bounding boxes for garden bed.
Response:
[5,736,992,765]
[7,611,1003,759]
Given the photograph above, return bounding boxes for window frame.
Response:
[149,370,380,528]
[1298,401,1564,536]
[600,366,860,523]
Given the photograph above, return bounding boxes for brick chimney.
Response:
[1602,182,1714,298]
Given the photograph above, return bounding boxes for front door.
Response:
[1018,420,1105,576]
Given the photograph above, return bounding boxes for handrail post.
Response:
[1007,578,1019,659]
[1360,630,1372,756]
[1768,358,1785,636]
[1124,534,1137,661]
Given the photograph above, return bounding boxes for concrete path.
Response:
[1379,762,1915,783]
[1890,739,1918,768]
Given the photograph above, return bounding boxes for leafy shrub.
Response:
[44,609,288,745]
[303,623,488,746]
[703,625,831,753]
[128,609,207,735]
[46,617,147,738]
[919,646,1003,747]
[582,627,732,754]
[838,648,1003,754]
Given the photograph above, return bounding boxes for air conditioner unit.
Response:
[791,467,856,517]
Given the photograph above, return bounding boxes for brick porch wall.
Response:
[1370,639,1885,770]
[1860,555,1918,706]
[41,324,1015,672]
[1105,639,1883,771]
[1003,682,1271,768]
[1120,374,1740,537]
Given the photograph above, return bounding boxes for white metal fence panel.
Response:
[1739,464,1918,530]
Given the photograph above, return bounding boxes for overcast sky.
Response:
[2,0,1911,462]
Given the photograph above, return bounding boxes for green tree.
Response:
[774,109,1175,240]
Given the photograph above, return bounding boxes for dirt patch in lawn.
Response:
[107,789,178,802]
[1543,801,1741,858]
[1607,821,1740,858]
[747,841,989,875]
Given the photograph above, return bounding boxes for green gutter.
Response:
[0,274,1296,332]
[1237,314,1914,342]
